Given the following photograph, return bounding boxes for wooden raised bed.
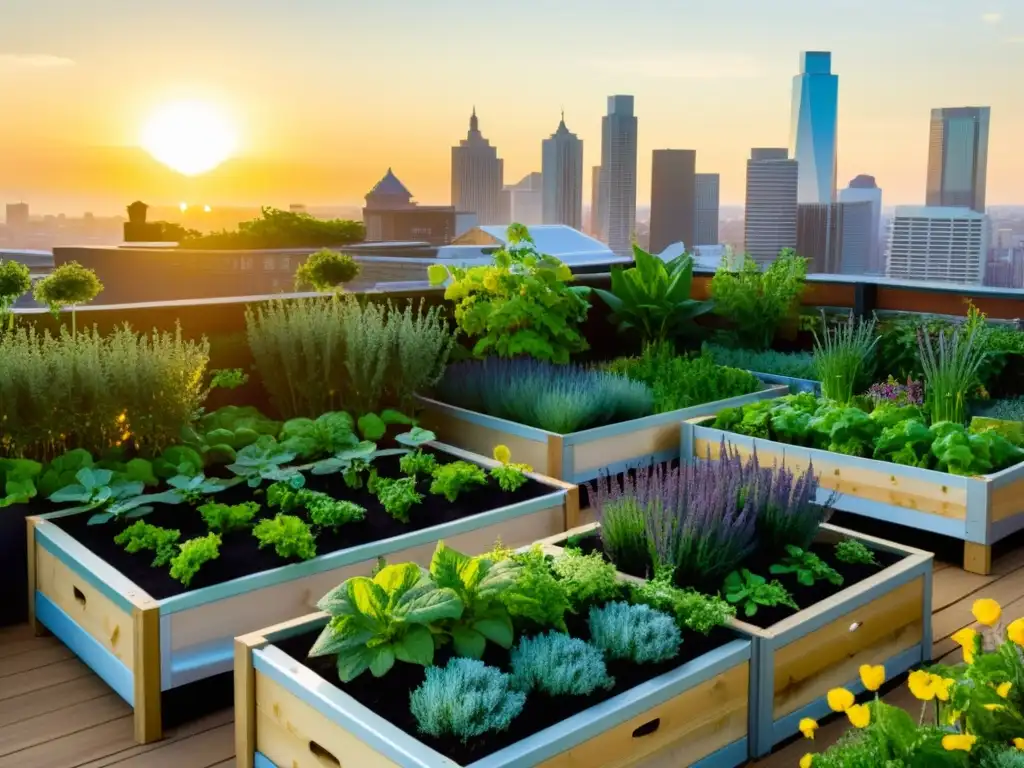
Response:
[684,418,1024,575]
[416,385,787,485]
[747,370,821,396]
[236,615,752,768]
[538,521,933,758]
[26,443,578,744]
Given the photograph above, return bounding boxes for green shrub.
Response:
[399,449,437,478]
[114,521,180,567]
[253,514,317,560]
[510,631,614,696]
[198,501,259,533]
[0,324,209,462]
[178,207,364,250]
[32,261,103,334]
[0,258,31,330]
[169,533,221,586]
[702,343,817,380]
[551,549,622,611]
[588,602,681,664]
[630,568,736,635]
[834,539,877,566]
[409,658,525,743]
[246,296,453,419]
[429,460,487,502]
[294,249,360,292]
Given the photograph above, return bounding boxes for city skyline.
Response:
[2,0,1023,215]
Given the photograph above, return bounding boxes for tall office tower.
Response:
[796,201,872,274]
[790,51,839,205]
[925,107,991,213]
[838,175,884,273]
[600,95,639,256]
[886,206,989,286]
[648,150,696,254]
[502,172,544,226]
[451,107,504,225]
[590,166,604,237]
[744,148,798,263]
[5,202,29,229]
[541,113,584,229]
[695,173,720,246]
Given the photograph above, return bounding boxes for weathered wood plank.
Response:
[0,658,93,702]
[0,643,74,678]
[0,675,112,728]
[103,723,233,767]
[75,708,234,768]
[0,693,129,758]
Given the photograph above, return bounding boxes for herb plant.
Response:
[368,473,422,523]
[813,312,879,404]
[198,501,259,533]
[868,375,925,407]
[49,468,147,525]
[723,569,799,618]
[265,482,366,530]
[919,324,987,425]
[293,248,360,292]
[550,548,622,610]
[769,545,844,587]
[489,444,530,492]
[630,567,736,635]
[428,223,590,363]
[702,343,817,381]
[0,457,41,507]
[169,533,221,586]
[253,514,317,560]
[429,460,487,502]
[588,602,682,664]
[114,521,180,567]
[510,632,614,696]
[399,450,437,478]
[491,545,571,632]
[834,539,878,566]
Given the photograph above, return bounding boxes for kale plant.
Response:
[769,545,844,587]
[113,521,180,567]
[630,567,736,635]
[429,460,487,502]
[279,411,358,459]
[253,514,317,560]
[399,450,437,478]
[510,632,614,696]
[49,467,150,526]
[409,658,525,743]
[834,538,878,567]
[550,548,622,611]
[723,569,798,618]
[169,533,221,586]
[310,440,378,489]
[165,472,236,505]
[198,501,260,533]
[368,472,422,523]
[588,602,682,664]
[226,435,298,488]
[266,481,365,530]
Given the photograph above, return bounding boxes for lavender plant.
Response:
[433,358,653,434]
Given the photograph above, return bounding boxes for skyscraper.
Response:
[502,172,544,226]
[451,107,504,225]
[886,206,988,285]
[796,201,872,274]
[541,113,584,229]
[838,175,884,274]
[695,173,720,246]
[600,95,638,256]
[925,107,991,213]
[744,148,798,263]
[790,51,839,205]
[5,203,29,229]
[589,166,604,237]
[648,149,696,254]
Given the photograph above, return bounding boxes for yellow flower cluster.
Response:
[907,670,954,702]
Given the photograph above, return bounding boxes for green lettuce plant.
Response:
[252,514,317,560]
[180,405,281,466]
[488,544,571,632]
[198,501,260,533]
[169,533,221,586]
[367,472,422,523]
[429,460,487,502]
[114,521,181,567]
[266,481,365,530]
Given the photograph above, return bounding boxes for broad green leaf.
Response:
[123,459,158,487]
[372,562,423,598]
[451,625,486,659]
[473,614,513,648]
[50,484,90,503]
[429,542,475,590]
[347,578,389,623]
[87,512,113,526]
[394,624,435,666]
[395,584,464,625]
[308,623,347,657]
[368,646,396,677]
[476,558,520,600]
[336,645,375,682]
[380,409,415,426]
[357,413,387,441]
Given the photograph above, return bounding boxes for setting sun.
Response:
[141,100,237,176]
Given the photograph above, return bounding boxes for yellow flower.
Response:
[482,272,499,291]
[952,627,978,664]
[973,598,1002,627]
[493,445,512,464]
[859,664,885,692]
[827,687,854,712]
[1009,618,1024,646]
[117,412,127,424]
[942,733,977,752]
[998,682,1013,698]
[934,677,955,702]
[800,755,814,768]
[984,703,1004,711]
[1014,737,1024,750]
[846,703,871,728]
[427,264,449,285]
[909,670,936,701]
[799,718,818,739]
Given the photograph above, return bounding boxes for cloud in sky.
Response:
[982,12,1003,23]
[0,54,76,70]
[585,53,763,80]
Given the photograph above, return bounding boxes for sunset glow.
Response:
[141,101,237,177]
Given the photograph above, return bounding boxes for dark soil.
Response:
[569,531,903,630]
[48,448,555,600]
[274,616,735,764]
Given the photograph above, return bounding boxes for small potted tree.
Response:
[0,258,32,331]
[32,261,104,335]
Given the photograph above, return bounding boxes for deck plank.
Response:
[0,675,112,728]
[0,693,129,758]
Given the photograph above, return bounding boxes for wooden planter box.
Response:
[684,418,1024,575]
[538,522,933,758]
[26,443,578,745]
[236,615,752,768]
[747,370,821,396]
[416,385,787,485]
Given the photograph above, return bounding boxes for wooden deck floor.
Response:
[4,549,1024,768]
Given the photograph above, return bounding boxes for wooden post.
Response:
[26,517,49,637]
[132,599,163,743]
[963,542,992,576]
[547,434,565,481]
[235,632,266,768]
[564,485,581,530]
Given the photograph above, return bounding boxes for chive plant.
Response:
[812,312,878,404]
[917,324,987,425]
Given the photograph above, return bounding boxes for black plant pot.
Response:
[0,503,33,627]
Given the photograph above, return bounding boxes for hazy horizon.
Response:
[3,0,1023,216]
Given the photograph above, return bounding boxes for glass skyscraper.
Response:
[926,107,990,213]
[790,51,839,205]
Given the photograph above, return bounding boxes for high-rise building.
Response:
[501,172,544,226]
[451,107,504,225]
[541,113,583,229]
[589,166,604,237]
[925,107,990,213]
[886,206,988,285]
[648,150,696,254]
[790,51,839,205]
[838,175,884,274]
[744,148,798,263]
[5,203,29,229]
[695,173,720,246]
[600,95,639,256]
[796,201,872,274]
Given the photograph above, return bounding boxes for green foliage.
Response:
[429,223,590,363]
[294,248,360,292]
[813,312,879,404]
[834,538,878,567]
[919,323,988,425]
[225,436,298,487]
[181,405,281,466]
[0,324,209,463]
[429,460,487,502]
[399,449,437,478]
[208,368,248,390]
[153,445,205,479]
[550,548,622,611]
[309,440,378,489]
[310,560,464,681]
[702,342,817,381]
[368,472,422,523]
[723,569,798,618]
[168,533,221,586]
[810,719,966,768]
[178,207,364,249]
[164,472,233,505]
[971,416,1024,447]
[114,521,180,567]
[489,463,529,493]
[0,457,42,507]
[588,601,682,664]
[980,750,1024,768]
[246,296,453,418]
[606,342,761,414]
[32,261,103,332]
[510,631,614,696]
[0,258,31,329]
[490,545,571,632]
[710,249,807,350]
[253,514,317,560]
[598,498,649,576]
[630,567,736,635]
[409,658,525,743]
[593,245,711,345]
[198,501,259,533]
[279,411,358,460]
[49,467,150,525]
[769,545,844,587]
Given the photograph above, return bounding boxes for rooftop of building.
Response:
[894,205,988,218]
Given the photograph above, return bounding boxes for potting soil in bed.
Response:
[274,618,736,764]
[49,449,557,599]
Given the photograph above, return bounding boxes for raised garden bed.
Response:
[537,521,933,757]
[26,442,577,744]
[684,416,1024,575]
[748,370,821,396]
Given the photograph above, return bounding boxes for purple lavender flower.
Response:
[868,375,924,407]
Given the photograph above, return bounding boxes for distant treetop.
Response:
[176,207,365,250]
